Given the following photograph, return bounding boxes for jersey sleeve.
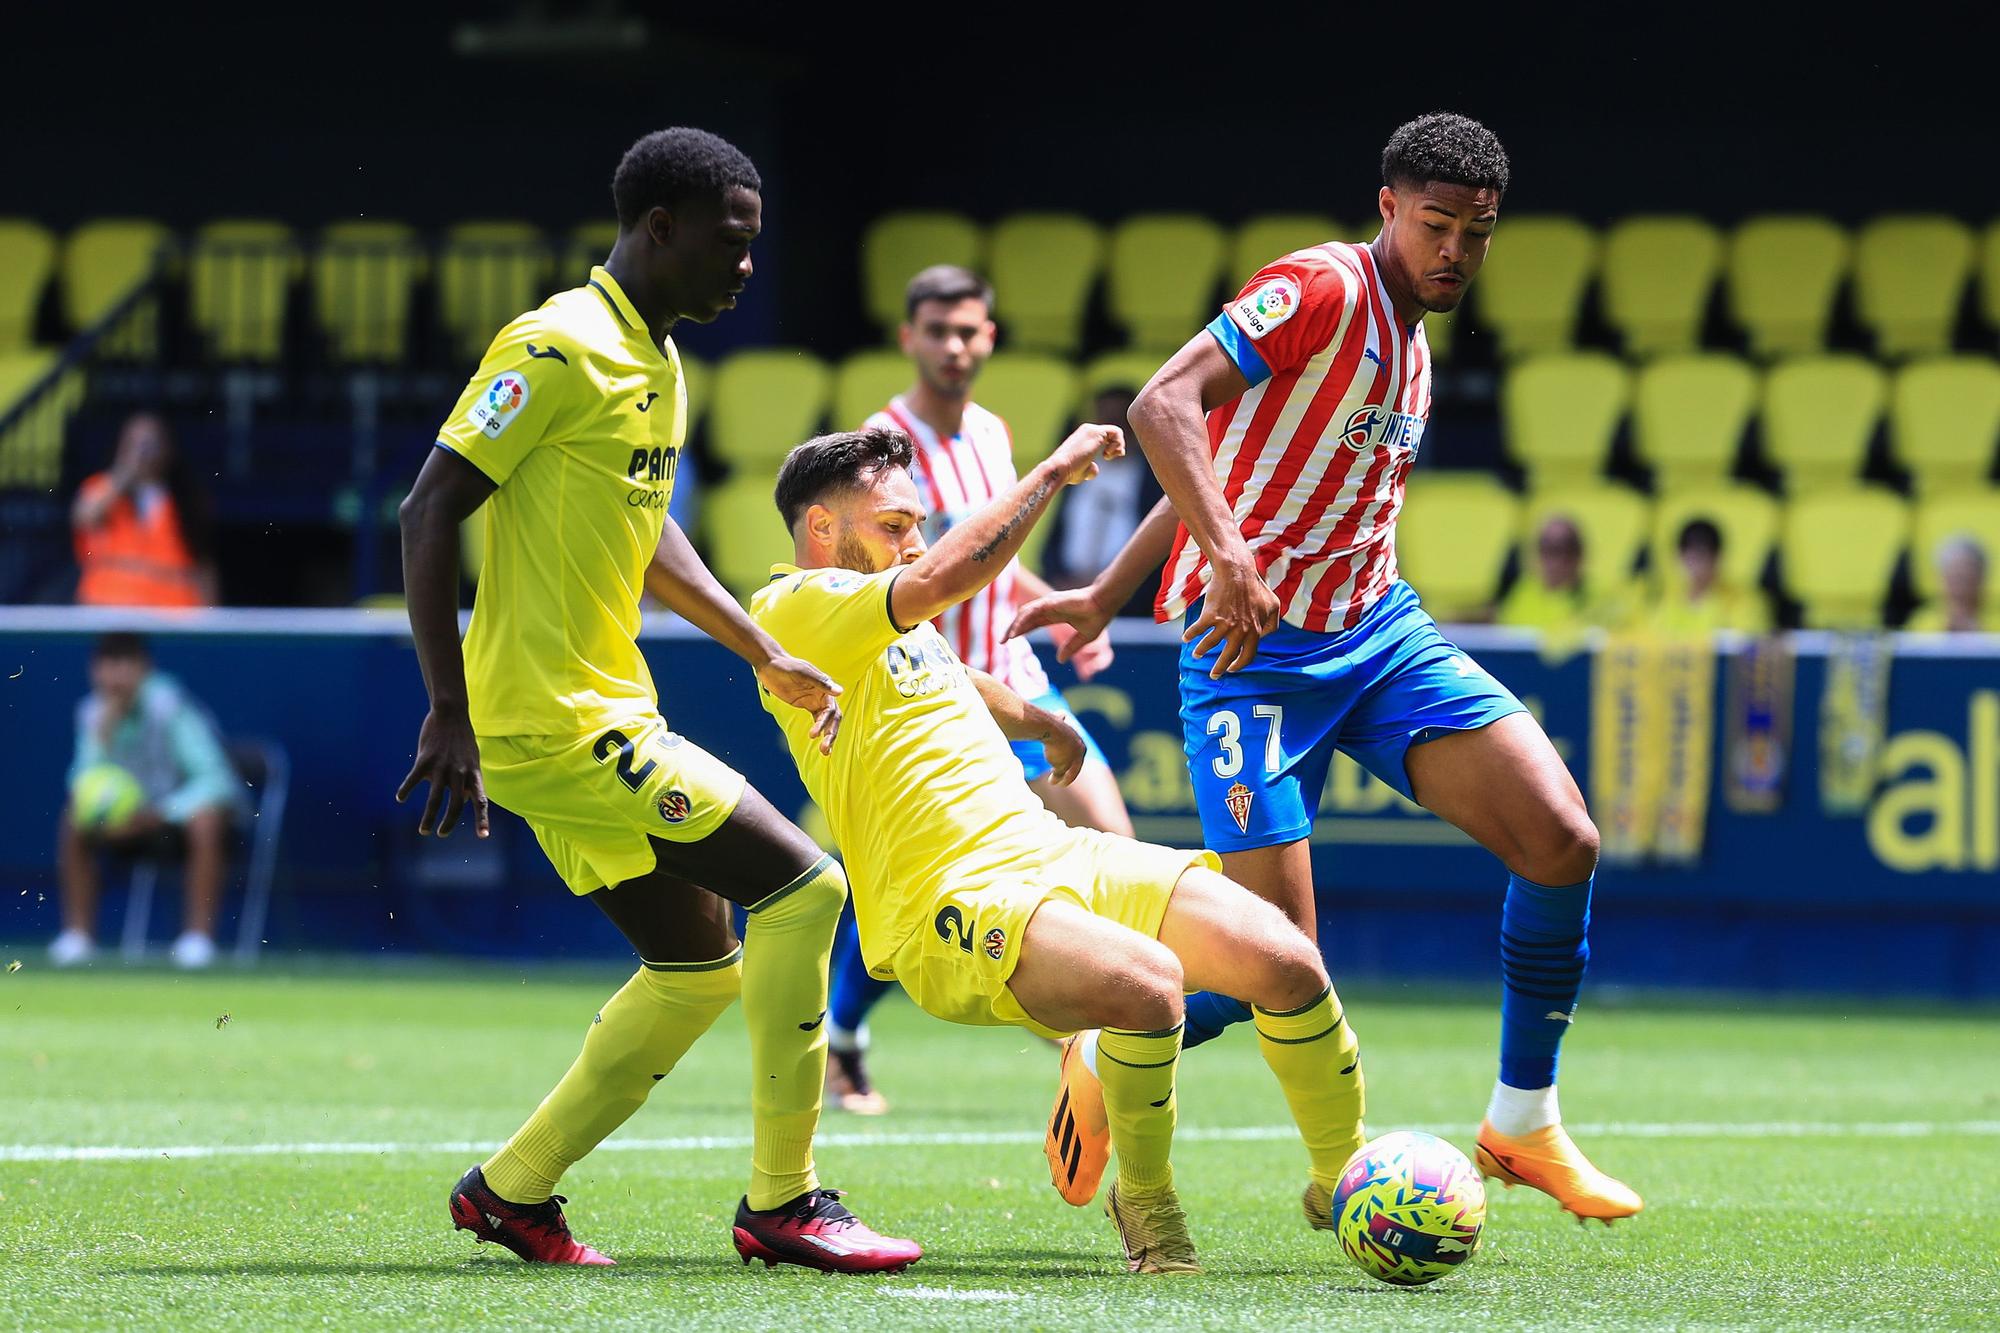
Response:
[434,311,583,486]
[751,567,910,683]
[1205,252,1354,387]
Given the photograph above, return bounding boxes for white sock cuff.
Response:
[1486,1081,1560,1137]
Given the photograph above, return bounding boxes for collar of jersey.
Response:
[588,266,667,362]
[768,562,802,583]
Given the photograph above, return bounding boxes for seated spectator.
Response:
[1040,386,1165,618]
[50,633,242,970]
[1496,516,1605,631]
[1646,517,1770,635]
[1905,535,1994,633]
[72,412,216,608]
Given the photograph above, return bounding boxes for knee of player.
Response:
[1519,806,1600,885]
[1256,927,1330,1013]
[752,855,847,924]
[1107,940,1184,1031]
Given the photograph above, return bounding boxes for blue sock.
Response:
[1182,990,1254,1049]
[1498,872,1592,1090]
[828,905,893,1036]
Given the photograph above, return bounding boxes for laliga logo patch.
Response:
[470,372,530,438]
[982,928,1007,961]
[1225,781,1255,833]
[1231,277,1299,340]
[658,790,692,823]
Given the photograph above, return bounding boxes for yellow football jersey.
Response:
[749,563,1067,973]
[435,266,686,737]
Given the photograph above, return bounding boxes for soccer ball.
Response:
[1331,1130,1486,1286]
[70,763,144,831]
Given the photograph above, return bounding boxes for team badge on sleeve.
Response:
[469,372,530,438]
[1230,277,1300,340]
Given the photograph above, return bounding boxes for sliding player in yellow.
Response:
[396,128,918,1274]
[749,426,1368,1273]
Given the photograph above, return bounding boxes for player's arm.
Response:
[889,423,1124,631]
[969,668,1085,787]
[1010,563,1113,679]
[1006,494,1178,661]
[643,516,840,752]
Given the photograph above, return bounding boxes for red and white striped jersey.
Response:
[868,396,1051,697]
[1156,242,1433,635]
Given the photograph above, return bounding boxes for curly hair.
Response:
[612,127,762,228]
[1381,112,1510,195]
[774,427,916,530]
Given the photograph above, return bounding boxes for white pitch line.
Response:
[883,1288,1019,1303]
[4,1120,1998,1165]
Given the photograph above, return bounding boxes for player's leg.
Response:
[1031,760,1134,835]
[171,805,228,968]
[50,810,101,965]
[825,903,893,1113]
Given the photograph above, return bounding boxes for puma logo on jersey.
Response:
[525,343,568,364]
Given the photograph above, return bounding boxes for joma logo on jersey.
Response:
[1339,404,1426,452]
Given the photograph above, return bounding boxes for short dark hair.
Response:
[612,127,761,229]
[1678,518,1723,555]
[904,264,994,320]
[93,631,148,663]
[774,428,916,531]
[1381,112,1510,196]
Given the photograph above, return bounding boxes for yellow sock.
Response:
[482,949,742,1204]
[740,854,845,1210]
[1254,986,1366,1193]
[1096,1023,1182,1196]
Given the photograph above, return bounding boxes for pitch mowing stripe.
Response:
[5,1120,1999,1164]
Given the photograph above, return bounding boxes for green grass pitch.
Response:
[3,965,1997,1329]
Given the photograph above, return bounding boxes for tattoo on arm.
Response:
[972,477,1056,563]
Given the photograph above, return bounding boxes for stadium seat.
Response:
[0,350,81,489]
[1469,216,1597,357]
[1522,483,1650,593]
[1420,306,1458,364]
[1780,486,1909,627]
[987,213,1104,355]
[1911,491,2000,610]
[0,220,55,353]
[832,348,912,429]
[1632,354,1757,491]
[315,221,427,363]
[1648,484,1780,590]
[61,219,173,359]
[565,221,620,281]
[1726,216,1850,358]
[1981,219,2000,335]
[1109,214,1228,352]
[1601,216,1723,357]
[974,353,1078,472]
[1078,349,1163,413]
[189,220,299,362]
[677,352,709,438]
[861,212,983,336]
[1890,357,2000,495]
[702,473,797,597]
[1854,215,1975,359]
[708,349,831,471]
[1231,214,1345,286]
[439,221,551,361]
[1501,352,1630,489]
[1393,472,1520,619]
[1761,355,1886,493]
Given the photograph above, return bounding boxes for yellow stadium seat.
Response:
[975,353,1078,472]
[1981,219,2000,333]
[1523,483,1650,592]
[190,220,299,362]
[701,473,796,598]
[439,221,551,361]
[708,349,831,470]
[1632,354,1756,491]
[1394,472,1521,619]
[1108,214,1228,352]
[1077,350,1163,415]
[861,212,984,336]
[988,213,1105,355]
[1231,214,1344,287]
[677,353,709,438]
[315,221,426,363]
[1470,216,1597,357]
[1761,355,1886,493]
[1780,486,1909,627]
[1501,352,1629,489]
[564,221,620,281]
[1726,216,1849,358]
[0,220,56,353]
[832,348,911,429]
[1855,215,1975,359]
[1420,306,1458,364]
[1601,216,1723,357]
[1649,484,1780,590]
[1911,491,2000,610]
[0,351,83,489]
[1891,357,2000,496]
[62,219,173,359]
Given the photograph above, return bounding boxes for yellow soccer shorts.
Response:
[479,714,747,895]
[886,827,1221,1040]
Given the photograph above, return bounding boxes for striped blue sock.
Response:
[1498,872,1592,1090]
[1182,990,1253,1049]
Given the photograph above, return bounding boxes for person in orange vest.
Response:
[71,412,216,607]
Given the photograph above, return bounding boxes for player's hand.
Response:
[1006,585,1115,664]
[757,655,843,755]
[1052,621,1115,681]
[1036,718,1087,788]
[1048,423,1125,486]
[397,706,489,838]
[1186,556,1279,678]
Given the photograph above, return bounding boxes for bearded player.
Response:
[1012,112,1642,1222]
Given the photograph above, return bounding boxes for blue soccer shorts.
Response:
[1179,579,1526,853]
[1012,685,1112,784]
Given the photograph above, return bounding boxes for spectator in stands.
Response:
[71,412,216,608]
[1496,515,1601,630]
[1040,386,1166,618]
[1906,535,1994,633]
[50,633,241,969]
[1646,517,1769,635]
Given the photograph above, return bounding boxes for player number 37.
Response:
[1209,705,1284,778]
